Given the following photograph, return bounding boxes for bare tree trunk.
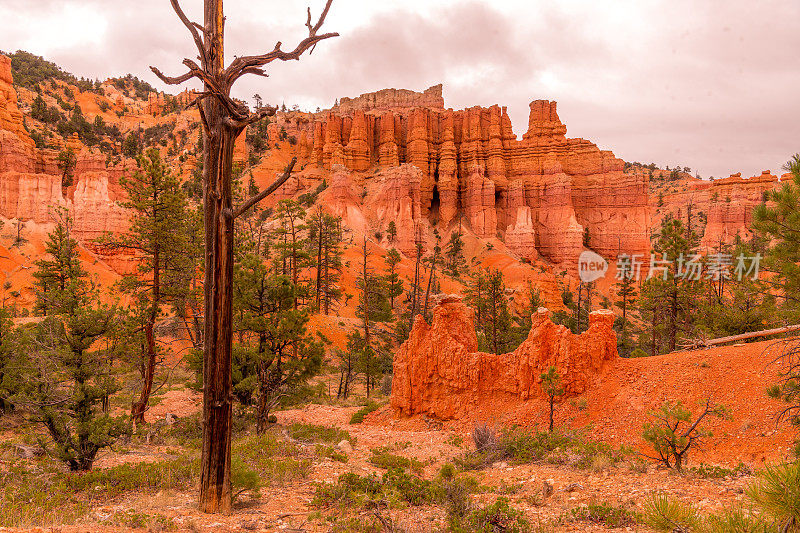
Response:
[152,0,336,514]
[132,243,160,423]
[422,246,437,318]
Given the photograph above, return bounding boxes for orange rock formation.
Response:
[654,170,787,248]
[274,86,650,265]
[391,295,618,419]
[0,54,129,241]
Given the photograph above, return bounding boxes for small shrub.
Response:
[288,423,354,445]
[689,462,752,479]
[446,434,464,448]
[472,424,499,452]
[311,472,384,509]
[369,451,424,474]
[451,497,532,533]
[642,494,699,532]
[439,463,456,480]
[567,502,639,528]
[456,427,628,472]
[233,432,311,486]
[316,444,348,463]
[62,457,197,496]
[350,402,380,424]
[231,457,260,502]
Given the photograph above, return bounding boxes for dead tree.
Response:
[151,0,337,514]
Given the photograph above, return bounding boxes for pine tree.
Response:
[754,155,800,431]
[512,281,543,347]
[466,270,513,354]
[355,238,392,397]
[387,221,397,243]
[409,238,424,328]
[0,309,17,415]
[385,248,404,310]
[33,208,86,316]
[753,154,800,321]
[14,218,126,470]
[56,148,76,187]
[485,270,514,354]
[614,265,638,357]
[637,214,703,354]
[172,206,205,350]
[464,271,489,334]
[444,222,466,277]
[103,149,191,422]
[233,254,322,433]
[541,366,564,432]
[273,200,309,300]
[422,230,441,319]
[696,236,775,338]
[308,209,343,314]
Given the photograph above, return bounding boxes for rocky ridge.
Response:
[0,54,129,240]
[391,295,617,419]
[268,88,650,266]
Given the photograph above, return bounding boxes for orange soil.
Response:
[380,338,794,467]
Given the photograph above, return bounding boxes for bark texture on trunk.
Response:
[151,0,336,514]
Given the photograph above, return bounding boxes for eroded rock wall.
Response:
[274,89,650,265]
[391,296,617,419]
[0,54,130,241]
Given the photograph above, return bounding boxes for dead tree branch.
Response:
[233,158,297,219]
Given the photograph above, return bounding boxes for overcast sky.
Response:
[1,0,797,178]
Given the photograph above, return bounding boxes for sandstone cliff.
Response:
[268,89,650,266]
[653,170,788,248]
[391,295,617,419]
[0,54,129,242]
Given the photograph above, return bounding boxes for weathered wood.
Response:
[703,324,800,347]
[152,0,337,514]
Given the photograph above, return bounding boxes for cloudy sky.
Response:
[1,0,797,178]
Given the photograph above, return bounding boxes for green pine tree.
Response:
[233,254,323,433]
[103,148,191,422]
[14,218,126,470]
[385,248,404,310]
[33,208,87,316]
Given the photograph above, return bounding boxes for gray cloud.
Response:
[0,0,797,178]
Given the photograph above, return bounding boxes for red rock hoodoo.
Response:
[0,54,129,241]
[272,85,651,266]
[391,296,618,420]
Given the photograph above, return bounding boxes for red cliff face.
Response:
[0,54,130,246]
[274,88,650,265]
[654,170,788,248]
[391,295,618,420]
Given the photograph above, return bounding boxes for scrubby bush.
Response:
[288,423,354,445]
[457,425,628,471]
[369,450,423,474]
[350,401,380,424]
[642,399,729,472]
[567,502,639,528]
[642,494,699,532]
[747,462,800,532]
[451,497,533,533]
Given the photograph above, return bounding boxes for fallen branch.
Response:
[686,324,800,349]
